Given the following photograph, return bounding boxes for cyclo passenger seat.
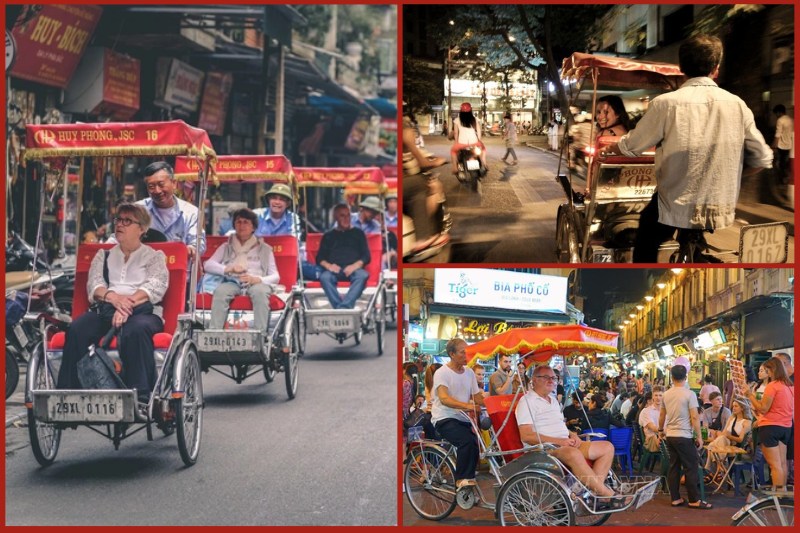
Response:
[48,242,189,358]
[304,232,383,288]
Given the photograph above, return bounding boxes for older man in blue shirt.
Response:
[351,196,382,234]
[253,183,300,236]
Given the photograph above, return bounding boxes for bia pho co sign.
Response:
[434,269,567,314]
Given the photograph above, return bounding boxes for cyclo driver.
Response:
[431,338,485,490]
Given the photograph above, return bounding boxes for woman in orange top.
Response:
[747,357,794,489]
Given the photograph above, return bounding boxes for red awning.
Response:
[465,325,619,367]
[175,154,293,183]
[294,167,385,188]
[561,52,685,91]
[25,120,216,161]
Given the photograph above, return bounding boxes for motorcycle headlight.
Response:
[474,147,482,155]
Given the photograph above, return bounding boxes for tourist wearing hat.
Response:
[448,102,487,174]
[254,183,300,236]
[384,194,398,228]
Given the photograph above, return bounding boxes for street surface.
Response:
[418,134,794,263]
[6,327,398,526]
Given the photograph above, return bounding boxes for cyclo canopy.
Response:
[465,324,619,367]
[294,166,386,190]
[561,52,685,91]
[174,154,294,184]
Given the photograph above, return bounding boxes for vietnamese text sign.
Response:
[198,71,233,136]
[156,57,204,112]
[10,5,102,88]
[434,269,567,314]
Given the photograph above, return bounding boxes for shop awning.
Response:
[428,304,571,324]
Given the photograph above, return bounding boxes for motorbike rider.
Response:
[402,108,449,255]
[448,103,487,174]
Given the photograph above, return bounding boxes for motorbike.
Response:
[402,152,452,263]
[6,230,74,314]
[455,146,486,193]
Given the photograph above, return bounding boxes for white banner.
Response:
[434,269,567,314]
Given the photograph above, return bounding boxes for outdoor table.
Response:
[705,444,746,494]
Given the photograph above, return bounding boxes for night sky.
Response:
[578,269,666,328]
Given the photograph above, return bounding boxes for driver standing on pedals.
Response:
[603,34,773,263]
[402,108,450,256]
[431,338,485,491]
[516,365,619,501]
[449,103,488,175]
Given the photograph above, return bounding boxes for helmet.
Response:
[459,102,472,113]
[359,196,383,213]
[263,183,293,202]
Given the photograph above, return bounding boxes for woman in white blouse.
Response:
[57,203,168,410]
[204,208,279,333]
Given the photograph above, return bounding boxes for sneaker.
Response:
[456,479,477,489]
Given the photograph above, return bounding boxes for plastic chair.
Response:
[731,430,756,496]
[658,438,705,500]
[609,426,634,476]
[635,424,661,473]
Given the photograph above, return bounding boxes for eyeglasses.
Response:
[114,217,141,227]
[535,375,558,382]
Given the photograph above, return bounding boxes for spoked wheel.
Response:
[296,307,307,356]
[556,208,581,263]
[6,351,20,400]
[354,330,363,345]
[175,345,203,466]
[404,444,457,521]
[376,287,387,356]
[262,340,276,384]
[27,348,61,467]
[731,497,794,526]
[497,471,575,526]
[573,491,612,526]
[282,312,300,400]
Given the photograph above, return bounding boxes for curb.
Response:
[6,411,26,428]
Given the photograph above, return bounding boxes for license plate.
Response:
[196,331,260,352]
[13,324,28,346]
[45,392,126,423]
[466,159,480,170]
[311,315,355,332]
[739,222,789,263]
[635,481,658,509]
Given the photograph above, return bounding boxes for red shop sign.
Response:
[10,5,102,88]
[198,71,233,136]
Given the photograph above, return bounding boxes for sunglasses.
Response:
[114,217,141,227]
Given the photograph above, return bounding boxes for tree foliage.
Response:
[403,57,443,114]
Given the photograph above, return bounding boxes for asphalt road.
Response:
[5,326,398,526]
[419,135,793,263]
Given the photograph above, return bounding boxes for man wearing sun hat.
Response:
[384,193,398,228]
[253,183,300,236]
[350,196,383,234]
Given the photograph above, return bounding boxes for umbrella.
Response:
[465,325,619,367]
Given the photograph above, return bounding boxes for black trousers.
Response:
[666,436,702,503]
[633,194,679,263]
[57,311,163,402]
[435,418,479,482]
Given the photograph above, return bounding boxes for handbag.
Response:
[76,328,127,389]
[403,408,426,429]
[644,434,661,452]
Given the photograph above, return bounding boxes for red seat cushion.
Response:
[49,331,173,350]
[195,292,286,311]
[305,281,353,289]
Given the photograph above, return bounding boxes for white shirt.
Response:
[431,364,479,425]
[515,390,569,443]
[620,398,633,419]
[618,77,773,229]
[639,405,660,438]
[453,120,481,145]
[775,115,794,150]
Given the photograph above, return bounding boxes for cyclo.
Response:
[343,175,399,324]
[293,167,389,355]
[23,120,211,466]
[554,53,789,263]
[404,325,661,526]
[173,155,303,399]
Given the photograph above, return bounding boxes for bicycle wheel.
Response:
[404,444,457,521]
[175,345,203,466]
[282,312,299,400]
[376,286,387,356]
[497,471,575,526]
[556,208,581,263]
[27,348,61,466]
[731,497,794,526]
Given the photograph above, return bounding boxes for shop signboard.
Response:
[155,57,204,113]
[198,71,233,136]
[709,328,727,345]
[64,47,141,120]
[694,332,714,350]
[642,348,658,361]
[673,342,691,356]
[10,5,102,88]
[659,343,674,357]
[434,268,567,314]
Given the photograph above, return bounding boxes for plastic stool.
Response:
[731,461,754,496]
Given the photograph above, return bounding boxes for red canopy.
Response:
[25,120,216,161]
[561,52,685,91]
[174,154,293,183]
[294,167,385,188]
[465,325,619,367]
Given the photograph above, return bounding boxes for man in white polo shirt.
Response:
[516,365,616,498]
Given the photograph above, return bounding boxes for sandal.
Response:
[671,499,685,507]
[688,501,713,510]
